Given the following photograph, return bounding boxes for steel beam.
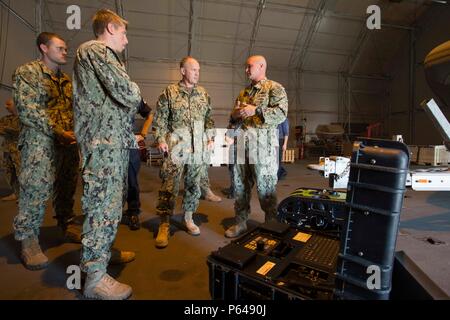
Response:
[0,0,35,32]
[35,0,42,35]
[35,0,42,58]
[326,12,416,31]
[231,0,246,97]
[115,0,129,68]
[295,0,327,70]
[199,0,314,15]
[125,55,393,79]
[0,82,13,90]
[247,0,266,57]
[187,0,195,55]
[42,0,55,31]
[288,0,327,128]
[408,29,416,144]
[345,28,369,75]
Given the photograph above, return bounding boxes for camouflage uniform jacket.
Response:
[13,60,73,146]
[73,40,141,151]
[153,82,215,152]
[0,114,20,153]
[231,77,288,130]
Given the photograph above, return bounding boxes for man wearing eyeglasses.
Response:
[12,32,81,271]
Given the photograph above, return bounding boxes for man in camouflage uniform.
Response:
[154,56,215,248]
[73,9,143,300]
[225,55,288,238]
[12,32,81,271]
[0,98,20,201]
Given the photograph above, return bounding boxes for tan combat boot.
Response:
[83,270,132,300]
[204,188,222,202]
[225,221,247,238]
[1,193,17,201]
[184,211,200,236]
[155,215,170,248]
[110,248,136,265]
[21,236,49,270]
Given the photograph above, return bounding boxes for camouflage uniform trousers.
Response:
[79,148,129,274]
[199,166,210,197]
[13,142,79,240]
[197,148,212,197]
[3,148,20,197]
[232,140,279,224]
[157,153,203,216]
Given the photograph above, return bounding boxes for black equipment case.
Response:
[208,220,338,300]
[335,139,409,299]
[208,138,412,300]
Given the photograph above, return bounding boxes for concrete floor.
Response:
[0,160,449,299]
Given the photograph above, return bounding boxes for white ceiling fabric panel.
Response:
[0,0,432,128]
[27,0,428,74]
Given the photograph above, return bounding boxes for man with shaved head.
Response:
[225,55,288,238]
[153,56,215,248]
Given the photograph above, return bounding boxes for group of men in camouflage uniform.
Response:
[7,8,287,300]
[152,54,288,245]
[8,10,140,300]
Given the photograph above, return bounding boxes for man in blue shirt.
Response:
[278,118,289,180]
[121,102,153,231]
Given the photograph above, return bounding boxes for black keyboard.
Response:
[295,235,340,271]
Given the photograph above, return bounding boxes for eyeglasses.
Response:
[54,46,68,53]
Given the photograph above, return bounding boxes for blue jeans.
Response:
[126,148,141,215]
[277,139,287,179]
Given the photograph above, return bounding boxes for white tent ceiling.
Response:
[0,0,443,131]
[35,0,429,74]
